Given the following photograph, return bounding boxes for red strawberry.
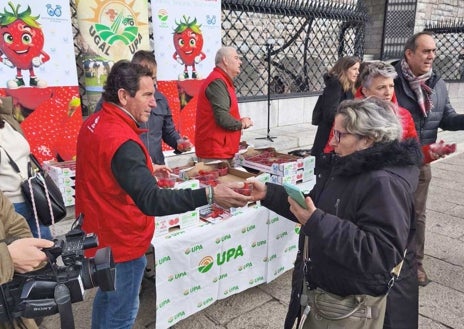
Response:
[172,16,205,66]
[0,3,50,70]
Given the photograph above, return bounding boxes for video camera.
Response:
[0,214,115,327]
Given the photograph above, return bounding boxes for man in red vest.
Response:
[195,47,253,165]
[75,60,251,329]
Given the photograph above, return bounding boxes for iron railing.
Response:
[424,21,464,81]
[221,0,368,100]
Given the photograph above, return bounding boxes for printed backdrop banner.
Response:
[151,0,221,147]
[75,0,150,97]
[0,1,81,163]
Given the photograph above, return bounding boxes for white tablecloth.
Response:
[152,206,300,329]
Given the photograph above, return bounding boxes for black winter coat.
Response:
[262,139,422,329]
[310,74,353,157]
[394,61,464,145]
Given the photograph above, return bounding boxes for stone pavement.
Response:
[39,125,464,329]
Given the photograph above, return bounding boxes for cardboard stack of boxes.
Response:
[43,160,76,207]
[234,147,315,185]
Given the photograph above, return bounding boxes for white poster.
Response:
[151,0,221,81]
[0,1,77,88]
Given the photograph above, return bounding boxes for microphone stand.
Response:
[256,39,277,142]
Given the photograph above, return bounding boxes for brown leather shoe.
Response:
[417,265,430,286]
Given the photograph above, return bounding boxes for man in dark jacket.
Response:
[394,31,464,286]
[94,50,192,165]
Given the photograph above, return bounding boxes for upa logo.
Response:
[168,271,187,282]
[285,245,297,253]
[217,245,244,265]
[197,297,214,308]
[157,8,168,22]
[223,285,239,296]
[168,310,186,324]
[198,256,214,273]
[156,298,170,310]
[241,224,256,234]
[249,276,265,285]
[276,231,288,240]
[185,244,203,255]
[158,255,171,265]
[238,262,253,271]
[251,240,266,248]
[215,234,231,244]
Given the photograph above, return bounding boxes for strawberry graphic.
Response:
[0,2,50,88]
[172,16,206,80]
[21,86,82,164]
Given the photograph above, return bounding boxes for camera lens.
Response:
[80,247,116,291]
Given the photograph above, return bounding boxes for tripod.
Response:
[256,39,277,142]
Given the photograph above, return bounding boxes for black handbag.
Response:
[2,148,66,226]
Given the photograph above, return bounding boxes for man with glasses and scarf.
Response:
[394,31,464,286]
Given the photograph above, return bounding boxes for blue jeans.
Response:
[91,255,147,329]
[14,202,52,240]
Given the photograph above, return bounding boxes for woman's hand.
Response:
[288,195,316,226]
[246,178,267,202]
[7,238,54,273]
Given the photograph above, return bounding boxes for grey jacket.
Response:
[394,61,464,145]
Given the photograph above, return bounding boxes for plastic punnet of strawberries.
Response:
[155,173,177,188]
[430,140,457,156]
[232,182,253,196]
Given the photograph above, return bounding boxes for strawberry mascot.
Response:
[172,15,206,80]
[0,2,50,88]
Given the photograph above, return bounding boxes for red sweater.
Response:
[195,67,241,159]
[75,102,154,262]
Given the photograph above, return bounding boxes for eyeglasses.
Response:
[333,130,352,143]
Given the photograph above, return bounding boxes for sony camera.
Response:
[0,214,115,323]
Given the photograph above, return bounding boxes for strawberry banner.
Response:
[0,1,81,164]
[151,0,222,148]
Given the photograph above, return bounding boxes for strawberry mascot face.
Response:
[173,24,204,66]
[0,2,50,88]
[172,15,205,80]
[1,19,45,70]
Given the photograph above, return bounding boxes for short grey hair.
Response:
[358,61,397,89]
[336,97,402,143]
[215,46,235,66]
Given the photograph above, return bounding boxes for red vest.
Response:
[75,102,154,262]
[195,67,241,159]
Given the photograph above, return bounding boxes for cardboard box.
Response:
[180,162,255,183]
[155,209,200,237]
[235,148,315,176]
[270,168,315,185]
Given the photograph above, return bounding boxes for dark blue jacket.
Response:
[394,61,464,145]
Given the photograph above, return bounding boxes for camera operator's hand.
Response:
[7,238,54,273]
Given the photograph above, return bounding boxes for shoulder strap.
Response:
[0,145,21,173]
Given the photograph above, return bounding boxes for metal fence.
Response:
[381,0,416,61]
[70,0,368,113]
[221,0,368,100]
[424,21,464,81]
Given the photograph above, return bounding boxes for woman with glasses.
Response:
[249,98,421,329]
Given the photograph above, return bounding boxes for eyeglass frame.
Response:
[333,129,352,143]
